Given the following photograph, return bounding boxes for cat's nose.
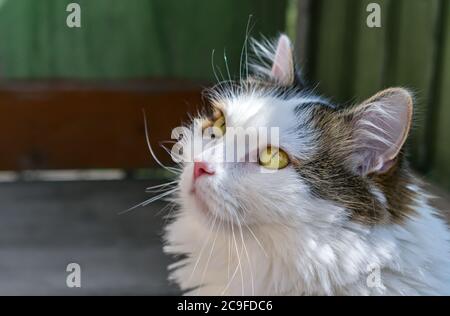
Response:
[193,161,215,180]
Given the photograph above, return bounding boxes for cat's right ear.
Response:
[270,34,295,86]
[347,88,413,176]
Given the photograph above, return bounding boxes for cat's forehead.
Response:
[215,93,324,157]
[220,95,299,128]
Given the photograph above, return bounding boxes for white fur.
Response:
[162,36,450,296]
[165,183,450,295]
[163,92,450,295]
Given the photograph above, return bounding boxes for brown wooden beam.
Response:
[0,80,205,170]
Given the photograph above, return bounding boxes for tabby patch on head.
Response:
[294,98,415,225]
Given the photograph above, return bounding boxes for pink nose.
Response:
[193,161,215,180]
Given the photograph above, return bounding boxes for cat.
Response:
[162,34,450,295]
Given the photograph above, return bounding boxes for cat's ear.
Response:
[349,88,413,175]
[271,34,295,86]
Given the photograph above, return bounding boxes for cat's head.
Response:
[176,34,414,228]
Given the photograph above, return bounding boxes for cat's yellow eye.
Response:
[259,147,289,169]
[212,115,226,137]
[203,109,226,138]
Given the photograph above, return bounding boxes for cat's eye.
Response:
[203,109,226,138]
[259,147,289,169]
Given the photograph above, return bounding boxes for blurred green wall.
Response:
[0,0,286,80]
[306,0,450,189]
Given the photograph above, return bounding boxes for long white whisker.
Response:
[155,201,175,217]
[231,218,244,295]
[239,15,253,82]
[239,205,268,258]
[118,189,176,215]
[221,219,241,296]
[227,217,232,280]
[162,202,178,224]
[236,213,255,296]
[145,180,178,192]
[142,110,179,175]
[198,217,222,295]
[159,143,183,166]
[224,49,232,83]
[211,49,221,85]
[187,213,219,284]
[243,221,268,258]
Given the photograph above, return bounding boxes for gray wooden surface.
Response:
[0,178,448,295]
[0,179,180,295]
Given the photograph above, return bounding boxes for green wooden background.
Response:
[0,0,286,79]
[306,0,450,189]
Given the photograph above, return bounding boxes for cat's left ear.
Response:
[349,88,413,176]
[271,34,295,86]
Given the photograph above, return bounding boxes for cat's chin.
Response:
[187,189,237,228]
[188,188,214,219]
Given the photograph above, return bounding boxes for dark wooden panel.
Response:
[0,80,203,170]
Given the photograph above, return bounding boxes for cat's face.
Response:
[176,35,413,228]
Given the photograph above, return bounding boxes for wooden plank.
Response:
[383,0,440,170]
[430,0,450,190]
[0,80,202,170]
[0,179,180,295]
[0,0,287,80]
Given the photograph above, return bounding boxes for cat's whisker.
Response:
[118,188,176,215]
[142,110,180,175]
[145,186,177,195]
[220,217,241,296]
[160,142,184,164]
[223,49,232,83]
[162,202,178,224]
[215,65,228,87]
[159,143,183,166]
[235,212,255,296]
[227,217,232,280]
[230,215,245,296]
[156,200,177,218]
[244,222,268,258]
[187,213,219,285]
[221,255,240,296]
[199,216,222,295]
[239,14,253,83]
[145,180,178,193]
[239,205,268,258]
[211,49,221,85]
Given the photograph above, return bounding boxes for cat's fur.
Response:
[163,34,450,295]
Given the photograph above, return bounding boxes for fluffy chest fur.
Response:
[164,185,449,295]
